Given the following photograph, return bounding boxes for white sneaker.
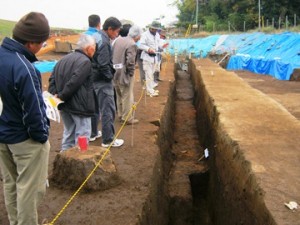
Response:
[101,138,124,148]
[147,92,159,97]
[90,131,102,142]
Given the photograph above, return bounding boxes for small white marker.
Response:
[204,148,209,158]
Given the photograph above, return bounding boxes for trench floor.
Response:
[168,70,210,225]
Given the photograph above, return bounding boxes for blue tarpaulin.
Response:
[226,32,300,80]
[167,32,300,80]
[168,35,220,58]
[35,32,300,80]
[34,60,57,73]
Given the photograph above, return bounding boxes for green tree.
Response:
[173,0,299,32]
[175,0,197,28]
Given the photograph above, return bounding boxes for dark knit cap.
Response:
[13,12,50,43]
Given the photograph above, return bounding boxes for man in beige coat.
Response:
[113,25,142,125]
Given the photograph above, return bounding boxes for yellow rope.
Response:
[47,51,171,224]
[185,24,192,37]
[48,85,146,225]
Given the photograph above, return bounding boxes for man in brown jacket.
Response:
[112,25,143,125]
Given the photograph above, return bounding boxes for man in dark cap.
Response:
[0,12,50,225]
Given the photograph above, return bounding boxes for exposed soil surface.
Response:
[235,70,300,120]
[0,50,299,225]
[0,51,176,225]
[191,59,300,225]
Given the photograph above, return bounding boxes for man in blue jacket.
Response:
[0,12,50,225]
[84,14,103,142]
[92,17,124,148]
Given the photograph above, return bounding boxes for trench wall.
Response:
[139,69,177,225]
[190,58,300,225]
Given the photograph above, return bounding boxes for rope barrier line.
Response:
[48,85,146,225]
[131,107,136,147]
[47,52,171,224]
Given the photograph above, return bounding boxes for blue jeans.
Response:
[60,111,91,151]
[94,83,116,144]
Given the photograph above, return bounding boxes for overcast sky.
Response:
[0,0,178,29]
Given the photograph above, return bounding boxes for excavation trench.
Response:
[139,65,212,225]
[1,52,295,225]
[33,57,298,225]
[139,59,298,225]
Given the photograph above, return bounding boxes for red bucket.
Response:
[78,136,88,151]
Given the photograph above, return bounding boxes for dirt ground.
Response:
[234,70,300,120]
[0,51,176,225]
[0,50,299,225]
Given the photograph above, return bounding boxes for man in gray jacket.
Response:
[113,25,142,125]
[48,34,96,151]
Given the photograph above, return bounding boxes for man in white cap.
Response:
[0,12,50,225]
[139,21,168,97]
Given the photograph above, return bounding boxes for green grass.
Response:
[0,19,16,42]
[0,18,82,43]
